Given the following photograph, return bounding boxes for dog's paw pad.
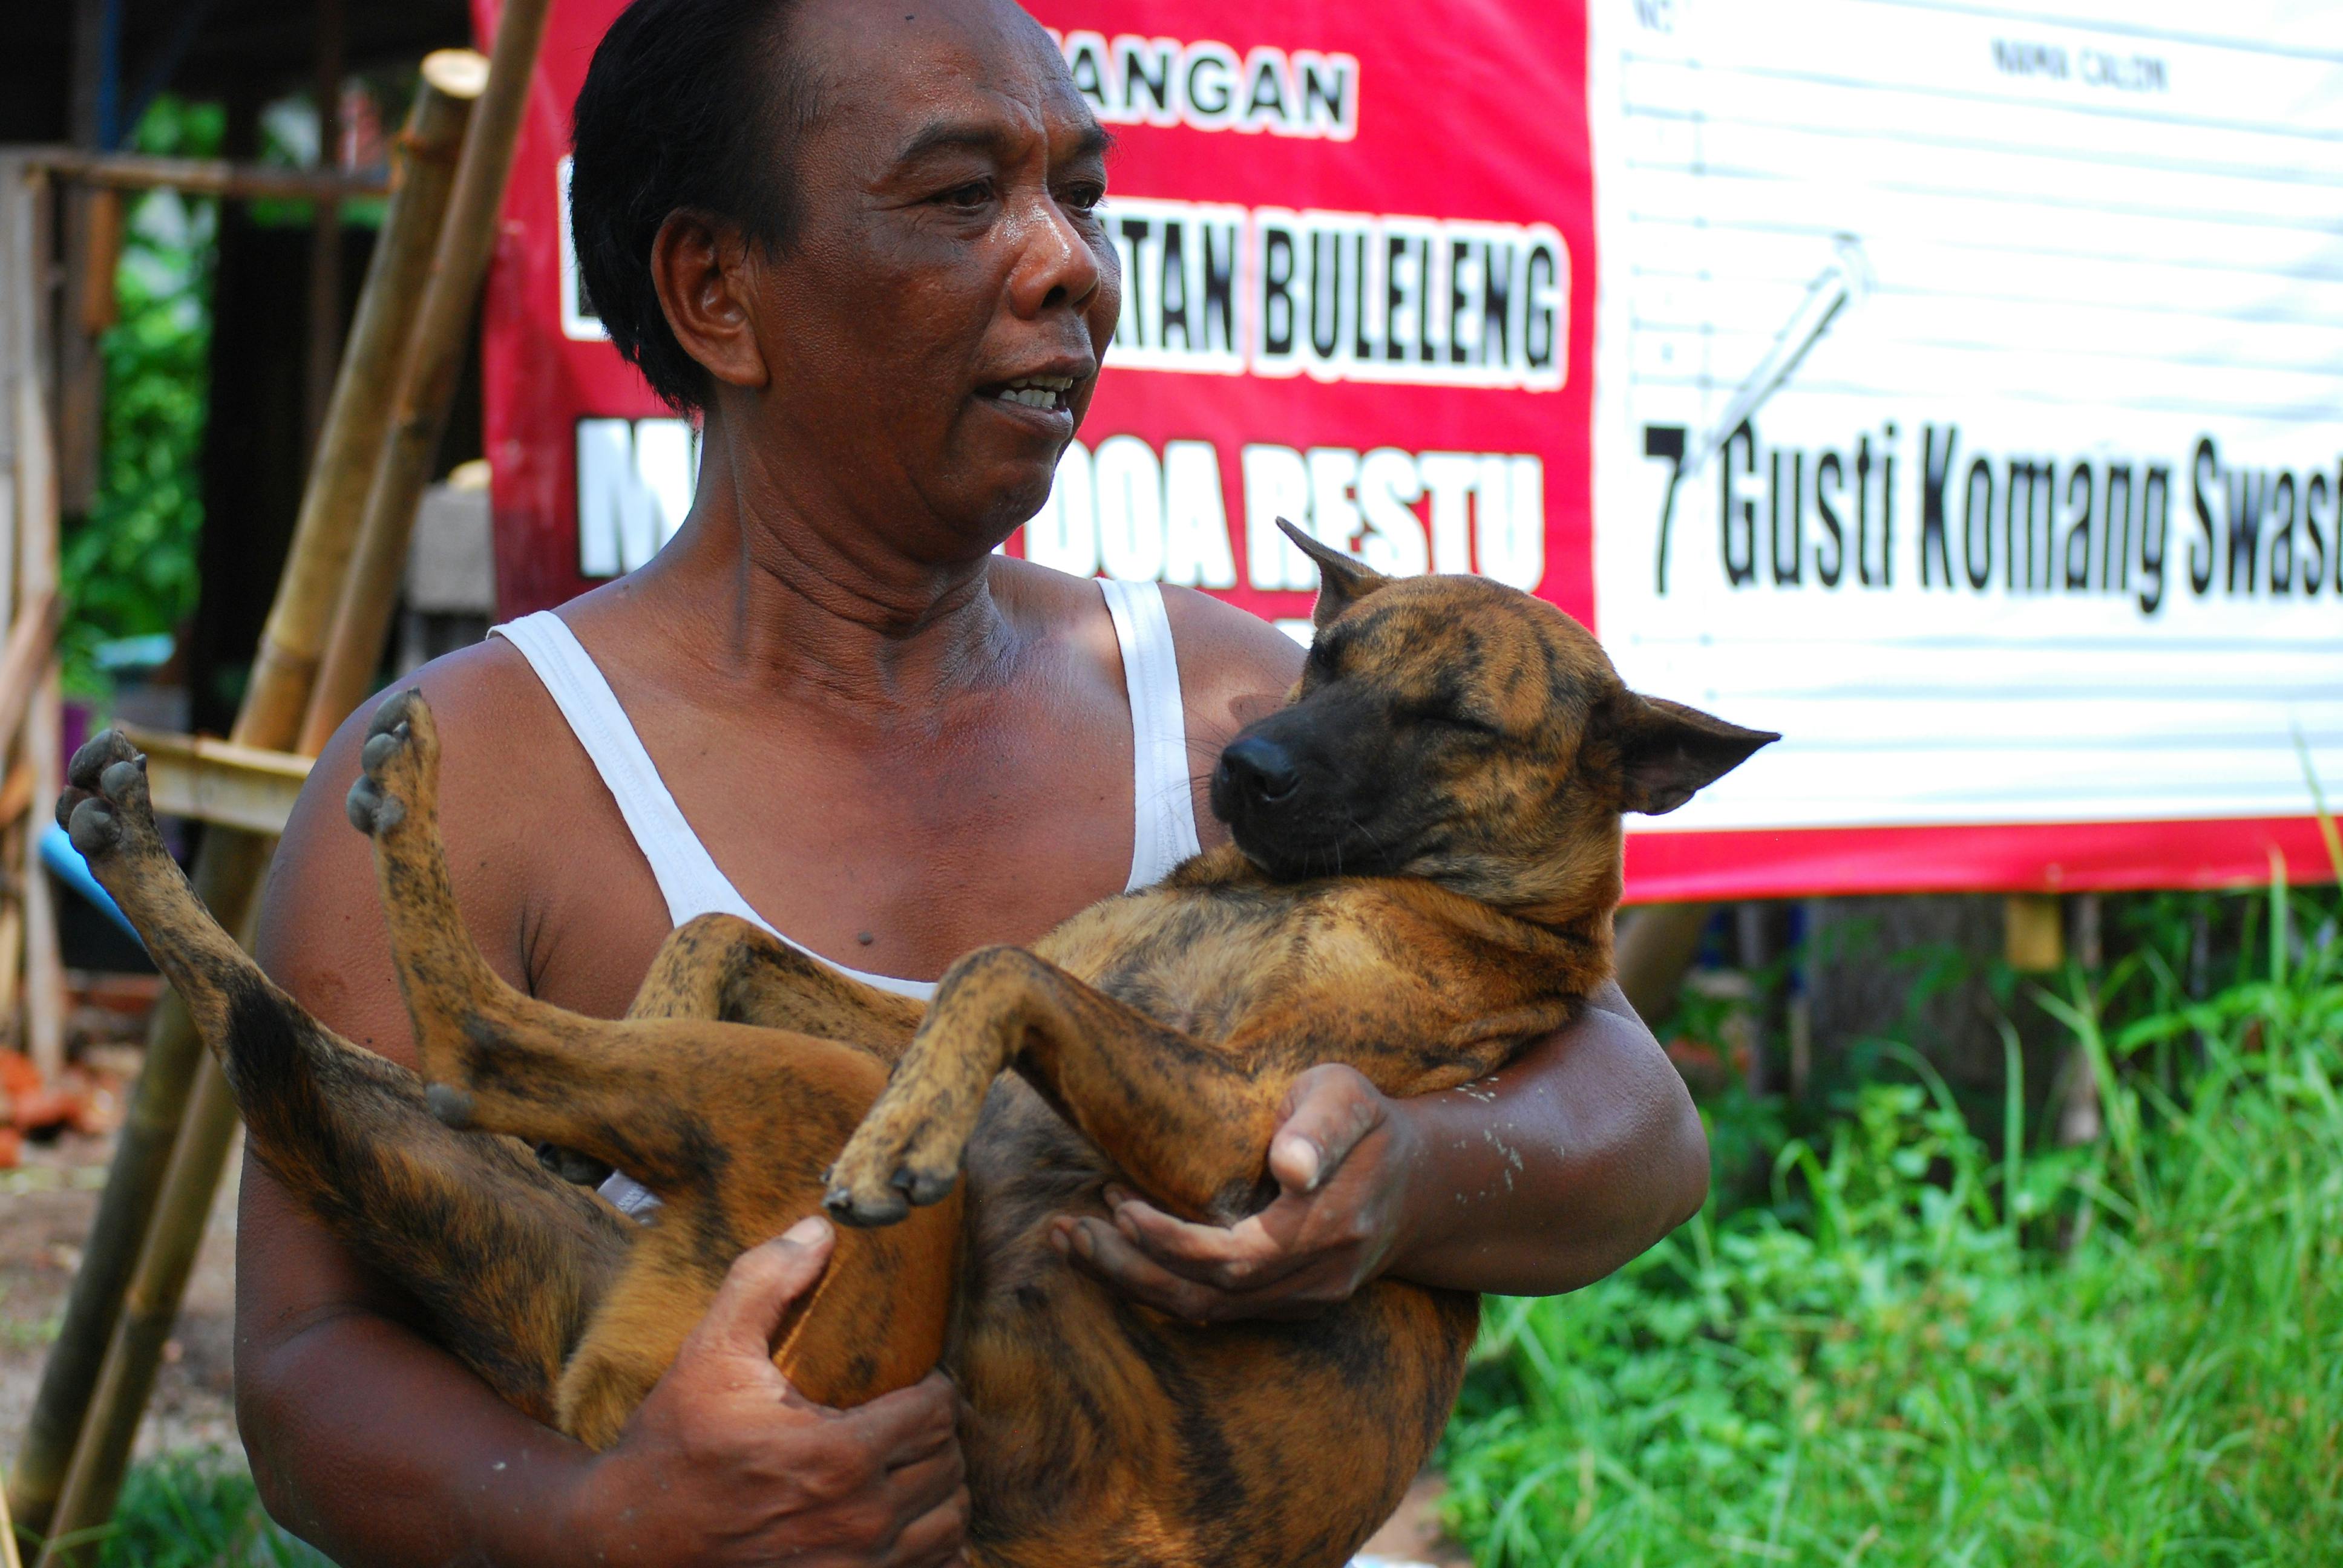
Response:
[67,799,120,859]
[425,1082,475,1128]
[897,1166,958,1207]
[98,757,147,805]
[360,727,409,777]
[345,776,405,836]
[67,730,141,793]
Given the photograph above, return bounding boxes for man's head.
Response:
[570,0,1118,550]
[1211,524,1777,923]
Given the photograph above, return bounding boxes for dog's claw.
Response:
[822,1180,910,1229]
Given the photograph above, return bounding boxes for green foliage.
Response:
[1441,882,2343,1565]
[61,96,222,700]
[11,1451,330,1567]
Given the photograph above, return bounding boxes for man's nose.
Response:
[1217,736,1302,809]
[1008,195,1104,317]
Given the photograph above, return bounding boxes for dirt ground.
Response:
[0,1122,246,1472]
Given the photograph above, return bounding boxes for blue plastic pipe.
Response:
[41,822,145,951]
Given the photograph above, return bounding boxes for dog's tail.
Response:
[56,733,628,1419]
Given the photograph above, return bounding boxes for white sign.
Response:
[1589,0,2343,833]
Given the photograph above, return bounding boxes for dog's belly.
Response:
[947,1081,1479,1568]
[1030,881,1331,1040]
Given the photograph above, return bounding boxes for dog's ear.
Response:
[1613,694,1777,815]
[1276,517,1390,629]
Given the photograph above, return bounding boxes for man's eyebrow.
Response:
[894,120,1012,165]
[892,116,1116,168]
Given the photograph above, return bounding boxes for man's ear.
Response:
[1614,694,1778,815]
[649,209,770,393]
[1276,517,1391,629]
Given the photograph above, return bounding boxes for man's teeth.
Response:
[992,376,1075,411]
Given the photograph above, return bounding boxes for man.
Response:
[238,0,1709,1561]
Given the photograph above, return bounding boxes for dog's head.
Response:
[1211,521,1776,923]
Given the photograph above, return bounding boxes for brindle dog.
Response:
[57,523,1772,1567]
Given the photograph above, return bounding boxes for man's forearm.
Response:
[1382,985,1709,1296]
[241,1308,596,1568]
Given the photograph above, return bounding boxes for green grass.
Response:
[1441,877,2343,1565]
[15,1451,329,1567]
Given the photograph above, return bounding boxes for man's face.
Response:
[744,0,1119,554]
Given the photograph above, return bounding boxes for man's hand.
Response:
[571,1217,969,1566]
[1052,1065,1420,1322]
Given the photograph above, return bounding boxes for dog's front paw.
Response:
[56,731,162,865]
[824,1111,963,1229]
[346,689,437,837]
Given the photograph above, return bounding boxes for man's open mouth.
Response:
[983,375,1075,413]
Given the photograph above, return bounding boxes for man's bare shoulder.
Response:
[289,636,580,848]
[1158,584,1303,744]
[256,634,643,1051]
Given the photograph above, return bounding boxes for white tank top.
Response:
[491,579,1204,1218]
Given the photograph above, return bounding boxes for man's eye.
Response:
[937,180,992,209]
[1061,183,1106,215]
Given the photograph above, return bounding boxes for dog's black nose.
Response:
[1218,736,1301,808]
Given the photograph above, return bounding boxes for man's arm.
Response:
[1054,983,1707,1316]
[239,679,968,1567]
[1064,593,1709,1317]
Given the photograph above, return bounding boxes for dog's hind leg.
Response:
[629,913,925,1058]
[828,946,1284,1228]
[343,694,821,1182]
[55,733,628,1420]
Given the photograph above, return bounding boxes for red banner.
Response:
[475,1,2340,900]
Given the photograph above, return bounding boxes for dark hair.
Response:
[569,0,818,412]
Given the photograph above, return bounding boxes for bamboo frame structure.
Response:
[300,18,549,754]
[18,150,390,204]
[24,8,554,1547]
[5,51,493,1554]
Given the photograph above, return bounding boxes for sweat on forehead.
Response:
[792,0,1081,112]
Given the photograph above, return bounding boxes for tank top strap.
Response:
[1097,579,1204,889]
[491,611,768,935]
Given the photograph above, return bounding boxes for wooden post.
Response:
[38,1035,244,1563]
[300,11,552,753]
[304,0,347,456]
[1614,901,1714,1028]
[2,66,483,1543]
[2005,893,2064,973]
[253,46,488,751]
[3,163,65,1085]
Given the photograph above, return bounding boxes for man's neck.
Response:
[622,420,1025,722]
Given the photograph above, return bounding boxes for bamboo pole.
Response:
[1,1460,22,1568]
[243,46,489,752]
[0,593,61,756]
[27,12,548,1546]
[304,0,348,456]
[1615,902,1715,1027]
[38,1039,243,1564]
[10,173,64,1085]
[300,21,543,753]
[20,149,389,203]
[2,65,484,1541]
